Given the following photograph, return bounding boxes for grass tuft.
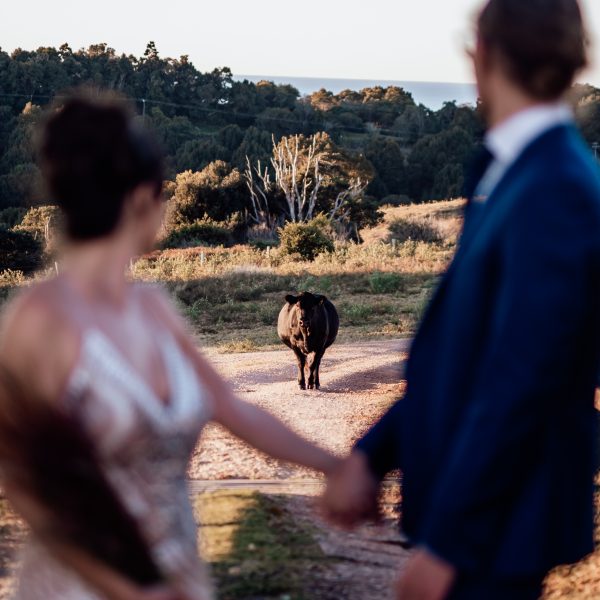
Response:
[196,491,328,599]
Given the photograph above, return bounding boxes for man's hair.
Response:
[478,0,588,100]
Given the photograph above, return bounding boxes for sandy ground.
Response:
[191,339,409,480]
[188,339,411,599]
[0,340,411,600]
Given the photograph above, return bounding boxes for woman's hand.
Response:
[395,549,456,600]
[320,450,380,529]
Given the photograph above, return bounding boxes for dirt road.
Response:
[189,339,411,599]
[190,339,410,480]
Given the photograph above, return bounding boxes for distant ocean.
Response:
[235,75,478,111]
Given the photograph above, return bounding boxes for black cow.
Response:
[277,292,339,390]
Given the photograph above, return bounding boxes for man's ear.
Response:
[285,295,298,305]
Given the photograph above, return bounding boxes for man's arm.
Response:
[321,394,406,527]
[355,399,405,479]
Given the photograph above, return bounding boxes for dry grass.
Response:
[140,200,453,349]
[128,201,460,350]
[0,200,461,350]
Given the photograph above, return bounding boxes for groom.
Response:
[323,1,600,598]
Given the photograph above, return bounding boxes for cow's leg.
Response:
[307,351,322,390]
[293,348,307,390]
[310,350,325,390]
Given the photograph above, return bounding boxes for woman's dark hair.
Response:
[0,366,164,585]
[39,91,164,241]
[478,0,588,100]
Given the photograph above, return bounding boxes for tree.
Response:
[408,126,475,201]
[245,132,379,233]
[244,157,274,229]
[271,134,324,223]
[365,136,407,198]
[165,161,246,228]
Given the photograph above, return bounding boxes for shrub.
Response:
[0,228,44,273]
[369,271,405,294]
[247,224,279,250]
[0,207,26,229]
[341,302,373,325]
[381,195,411,207]
[388,217,442,244]
[161,218,233,249]
[15,205,62,239]
[278,215,335,261]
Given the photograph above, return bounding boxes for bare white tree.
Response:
[245,133,369,230]
[244,157,273,229]
[329,177,369,225]
[270,134,324,223]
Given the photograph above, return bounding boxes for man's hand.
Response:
[395,548,456,600]
[320,450,380,529]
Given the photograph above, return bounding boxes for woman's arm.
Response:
[193,354,339,475]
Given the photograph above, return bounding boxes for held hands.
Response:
[395,549,456,600]
[320,450,380,529]
[320,453,457,600]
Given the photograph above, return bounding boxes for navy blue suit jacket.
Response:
[357,124,600,577]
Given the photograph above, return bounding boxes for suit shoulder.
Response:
[520,133,600,223]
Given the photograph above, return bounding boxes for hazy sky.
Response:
[3,0,600,85]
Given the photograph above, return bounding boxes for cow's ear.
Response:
[285,295,298,305]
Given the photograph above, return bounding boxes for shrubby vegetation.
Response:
[0,228,43,272]
[388,216,442,244]
[278,215,335,261]
[3,43,600,262]
[0,42,485,223]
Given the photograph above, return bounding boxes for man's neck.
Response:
[486,86,542,130]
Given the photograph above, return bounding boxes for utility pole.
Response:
[142,98,146,123]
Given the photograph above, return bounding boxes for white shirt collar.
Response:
[485,102,573,166]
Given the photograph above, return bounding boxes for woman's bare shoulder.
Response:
[0,279,79,396]
[136,282,185,328]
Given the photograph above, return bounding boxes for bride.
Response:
[0,93,339,600]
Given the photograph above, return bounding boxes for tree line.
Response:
[1,42,600,241]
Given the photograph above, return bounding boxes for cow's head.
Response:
[285,292,326,336]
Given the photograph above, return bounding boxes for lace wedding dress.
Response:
[14,282,214,599]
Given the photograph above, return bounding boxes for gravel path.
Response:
[190,339,409,480]
[190,339,411,599]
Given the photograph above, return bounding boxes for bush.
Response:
[14,205,62,239]
[0,207,26,229]
[342,302,374,325]
[388,217,442,244]
[278,215,335,261]
[0,228,44,272]
[369,271,405,294]
[381,195,411,207]
[160,218,233,249]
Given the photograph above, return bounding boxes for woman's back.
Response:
[3,277,214,599]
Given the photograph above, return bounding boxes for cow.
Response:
[277,292,339,390]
